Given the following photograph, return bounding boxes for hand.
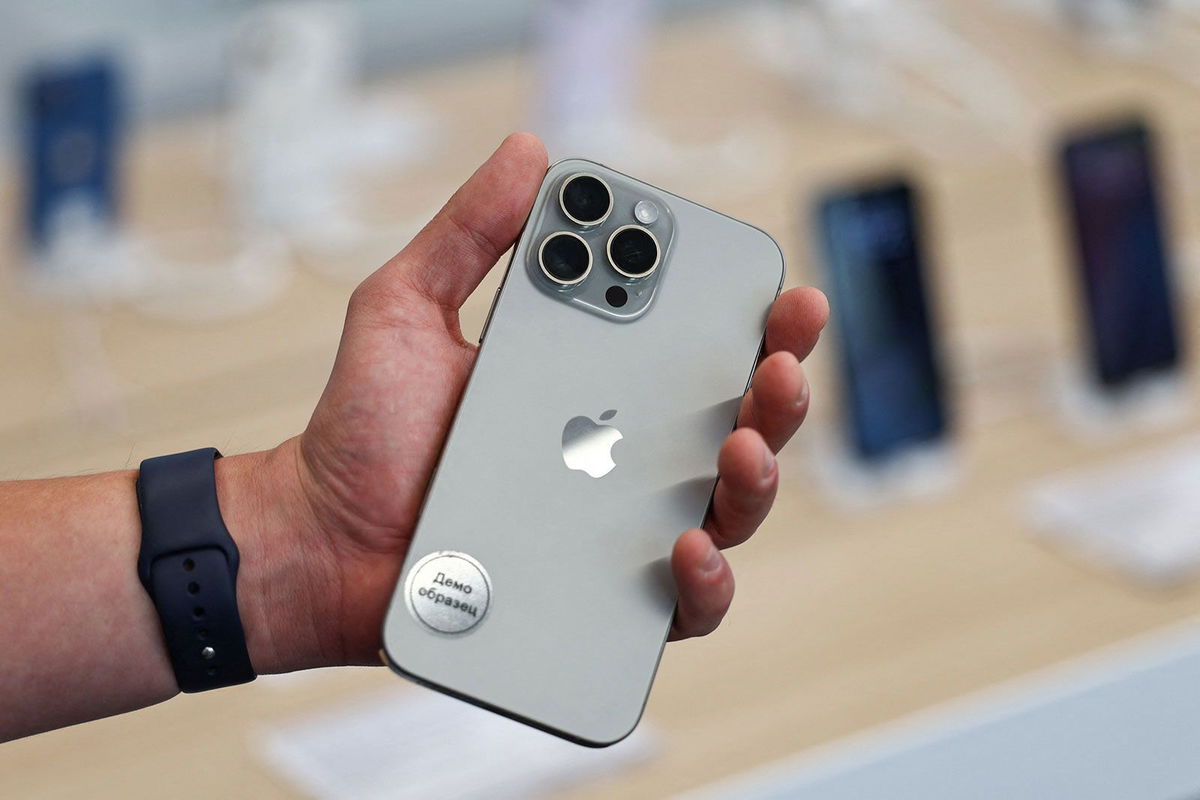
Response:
[242,133,827,670]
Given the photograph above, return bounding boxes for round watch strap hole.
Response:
[192,606,206,619]
[187,581,200,595]
[182,558,195,572]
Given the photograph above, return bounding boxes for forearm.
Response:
[0,440,339,741]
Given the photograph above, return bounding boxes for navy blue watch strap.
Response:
[136,448,256,693]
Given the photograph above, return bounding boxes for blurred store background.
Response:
[8,0,1200,797]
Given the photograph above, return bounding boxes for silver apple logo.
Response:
[561,409,623,478]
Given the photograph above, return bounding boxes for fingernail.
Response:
[701,541,723,574]
[795,376,810,409]
[762,443,776,478]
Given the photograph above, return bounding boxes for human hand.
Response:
[232,133,827,671]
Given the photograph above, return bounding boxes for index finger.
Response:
[765,286,829,361]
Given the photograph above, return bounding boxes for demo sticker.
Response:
[404,551,491,634]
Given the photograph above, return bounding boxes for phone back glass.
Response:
[382,159,783,746]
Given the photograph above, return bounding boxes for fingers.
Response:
[668,528,735,640]
[386,132,549,310]
[765,286,829,362]
[734,286,827,452]
[669,427,780,640]
[737,350,810,453]
[706,427,778,549]
[670,291,828,642]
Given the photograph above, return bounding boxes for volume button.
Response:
[478,288,501,343]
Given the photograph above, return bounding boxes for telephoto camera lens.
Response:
[559,173,613,226]
[607,225,660,279]
[538,231,592,286]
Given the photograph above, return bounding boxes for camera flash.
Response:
[634,200,659,225]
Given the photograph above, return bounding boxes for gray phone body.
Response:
[381,158,785,747]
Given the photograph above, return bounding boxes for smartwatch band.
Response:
[136,448,256,693]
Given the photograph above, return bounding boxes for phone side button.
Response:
[478,288,501,343]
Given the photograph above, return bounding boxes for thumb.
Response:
[373,132,548,312]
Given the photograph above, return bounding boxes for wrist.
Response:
[214,440,344,673]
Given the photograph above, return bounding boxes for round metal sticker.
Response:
[404,551,491,634]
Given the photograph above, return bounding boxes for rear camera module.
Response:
[559,173,613,226]
[538,231,592,286]
[606,225,660,279]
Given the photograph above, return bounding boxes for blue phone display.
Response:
[1059,121,1181,389]
[23,57,121,250]
[817,181,948,461]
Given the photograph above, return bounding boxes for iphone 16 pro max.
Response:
[381,159,784,747]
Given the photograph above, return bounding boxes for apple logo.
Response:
[561,409,623,478]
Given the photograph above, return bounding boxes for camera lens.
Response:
[538,231,592,286]
[559,173,613,226]
[606,225,660,279]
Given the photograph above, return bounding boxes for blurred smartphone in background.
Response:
[22,56,122,253]
[1058,119,1183,390]
[816,179,950,462]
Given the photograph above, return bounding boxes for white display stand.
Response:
[25,215,292,324]
[998,0,1200,85]
[806,422,960,509]
[227,1,356,232]
[1049,357,1192,440]
[129,229,291,323]
[24,215,141,303]
[532,0,784,193]
[1027,435,1200,586]
[533,0,651,161]
[228,1,437,279]
[257,688,656,800]
[1060,0,1161,51]
[743,0,1043,161]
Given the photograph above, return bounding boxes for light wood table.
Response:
[6,5,1200,798]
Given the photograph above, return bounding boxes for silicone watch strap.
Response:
[136,448,256,693]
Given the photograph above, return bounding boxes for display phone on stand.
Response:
[1059,0,1158,31]
[1058,119,1183,392]
[381,161,784,746]
[23,56,121,257]
[815,179,949,464]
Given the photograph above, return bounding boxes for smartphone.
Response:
[381,160,784,746]
[816,179,949,462]
[22,57,122,251]
[1058,119,1182,389]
